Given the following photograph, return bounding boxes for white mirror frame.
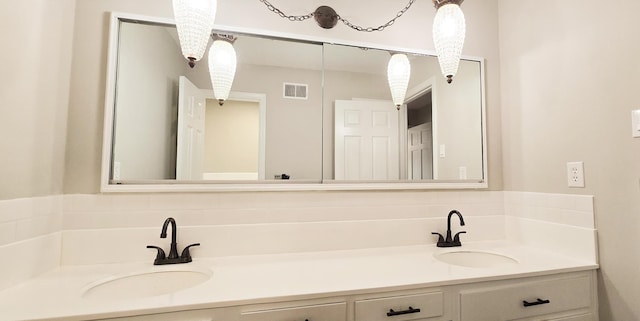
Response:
[101,12,488,192]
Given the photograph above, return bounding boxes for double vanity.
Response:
[0,208,599,321]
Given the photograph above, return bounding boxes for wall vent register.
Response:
[283,83,308,99]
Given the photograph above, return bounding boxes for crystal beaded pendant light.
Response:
[208,39,237,105]
[387,53,411,110]
[172,0,217,68]
[432,0,465,84]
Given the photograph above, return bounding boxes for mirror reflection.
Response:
[112,19,323,183]
[106,16,485,188]
[322,44,484,182]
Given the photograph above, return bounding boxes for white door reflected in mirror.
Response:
[334,100,399,180]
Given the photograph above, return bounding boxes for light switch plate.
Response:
[632,109,640,138]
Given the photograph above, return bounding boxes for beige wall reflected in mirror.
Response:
[104,14,486,190]
[204,99,260,180]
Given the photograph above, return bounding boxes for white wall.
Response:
[0,0,75,200]
[499,0,640,319]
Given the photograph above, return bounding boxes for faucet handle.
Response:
[431,232,445,243]
[146,245,166,261]
[453,231,467,243]
[180,243,200,261]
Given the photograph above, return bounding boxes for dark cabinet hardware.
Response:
[523,298,551,307]
[146,217,200,265]
[432,209,466,247]
[386,306,421,317]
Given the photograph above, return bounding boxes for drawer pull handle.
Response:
[523,298,551,307]
[387,307,421,317]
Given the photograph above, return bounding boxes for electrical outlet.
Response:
[632,109,640,138]
[567,161,584,188]
[459,166,467,179]
[113,161,121,180]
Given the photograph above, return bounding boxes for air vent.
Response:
[283,83,308,100]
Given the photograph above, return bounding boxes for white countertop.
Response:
[0,241,598,321]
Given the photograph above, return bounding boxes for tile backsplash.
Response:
[0,196,63,246]
[504,191,597,263]
[62,191,505,229]
[60,191,505,264]
[0,196,63,290]
[0,191,597,290]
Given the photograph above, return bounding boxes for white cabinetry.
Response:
[240,301,346,321]
[546,314,594,321]
[458,271,597,321]
[96,307,237,321]
[98,271,597,321]
[355,291,446,321]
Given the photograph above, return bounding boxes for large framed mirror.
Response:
[101,13,487,192]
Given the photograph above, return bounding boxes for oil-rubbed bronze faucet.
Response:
[146,217,200,265]
[432,210,466,247]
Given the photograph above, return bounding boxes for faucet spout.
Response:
[447,210,465,232]
[431,210,466,247]
[161,217,179,259]
[148,217,200,265]
[446,210,465,243]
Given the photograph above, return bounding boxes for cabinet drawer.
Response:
[547,313,594,321]
[355,292,444,321]
[240,302,346,321]
[460,275,592,321]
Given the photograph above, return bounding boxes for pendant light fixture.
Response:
[387,53,411,110]
[432,0,465,84]
[172,0,217,68]
[208,35,237,106]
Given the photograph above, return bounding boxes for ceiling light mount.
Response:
[259,0,417,32]
[432,0,464,10]
[314,6,338,29]
[212,33,237,44]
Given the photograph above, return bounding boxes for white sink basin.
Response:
[82,265,212,300]
[435,250,518,268]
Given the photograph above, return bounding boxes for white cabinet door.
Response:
[460,274,592,321]
[240,302,347,321]
[96,307,237,321]
[547,313,594,321]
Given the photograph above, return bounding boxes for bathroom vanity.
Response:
[107,271,595,321]
[0,241,598,321]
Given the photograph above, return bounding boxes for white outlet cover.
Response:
[567,161,585,188]
[632,109,640,138]
[459,166,467,179]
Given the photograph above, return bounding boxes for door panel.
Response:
[335,100,399,180]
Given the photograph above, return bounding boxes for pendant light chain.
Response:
[258,0,315,21]
[258,0,417,32]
